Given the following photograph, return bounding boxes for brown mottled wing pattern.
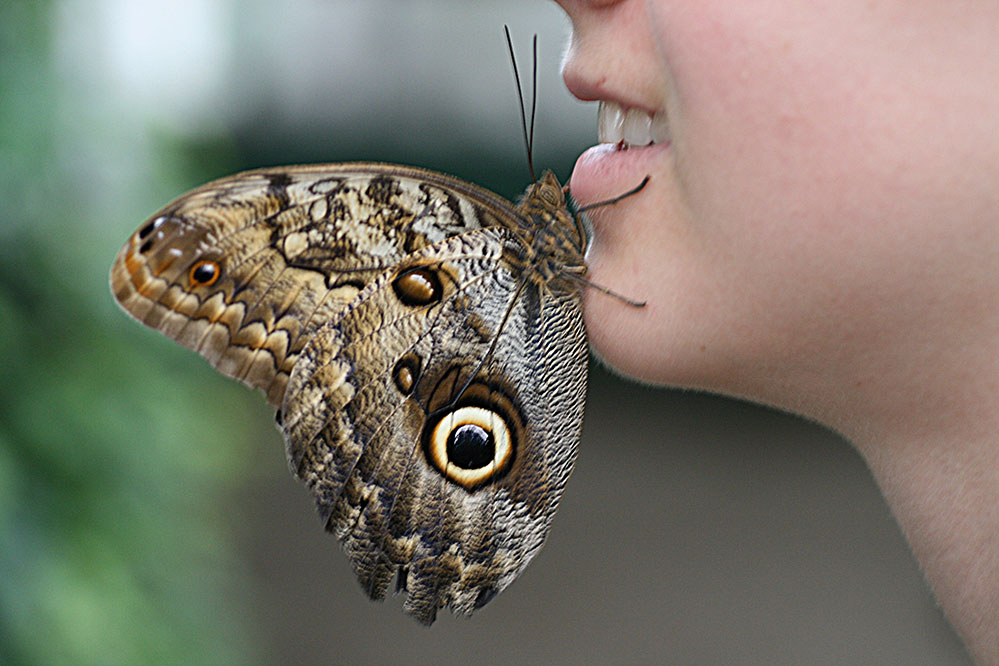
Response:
[110,163,512,406]
[111,164,589,624]
[282,227,587,623]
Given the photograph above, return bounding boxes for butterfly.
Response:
[109,31,646,624]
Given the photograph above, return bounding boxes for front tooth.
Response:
[622,107,653,146]
[651,110,670,144]
[598,101,624,144]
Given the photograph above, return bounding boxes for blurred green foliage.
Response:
[0,3,573,662]
[1,2,265,663]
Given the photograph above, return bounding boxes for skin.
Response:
[553,0,999,662]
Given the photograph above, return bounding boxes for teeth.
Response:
[651,110,670,144]
[598,101,625,144]
[622,107,651,145]
[598,101,669,148]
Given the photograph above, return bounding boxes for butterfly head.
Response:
[528,171,566,209]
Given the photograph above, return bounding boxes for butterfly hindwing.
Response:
[282,227,587,623]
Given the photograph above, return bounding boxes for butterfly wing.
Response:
[282,227,587,624]
[112,162,589,624]
[110,163,518,406]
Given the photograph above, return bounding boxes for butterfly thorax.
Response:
[511,170,587,286]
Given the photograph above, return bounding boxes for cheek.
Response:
[577,46,872,386]
[581,176,737,387]
[647,3,860,220]
[583,0,996,400]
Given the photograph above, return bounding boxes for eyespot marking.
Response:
[189,260,221,287]
[424,403,516,489]
[392,267,442,307]
[138,216,167,240]
[137,216,172,254]
[392,354,422,396]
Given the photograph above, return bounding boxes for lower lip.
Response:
[568,142,670,208]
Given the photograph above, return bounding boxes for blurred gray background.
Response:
[1,1,971,663]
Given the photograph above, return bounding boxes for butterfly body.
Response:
[111,163,588,623]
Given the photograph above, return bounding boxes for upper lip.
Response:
[562,70,668,146]
[561,69,660,116]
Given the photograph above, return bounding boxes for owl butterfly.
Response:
[109,33,645,624]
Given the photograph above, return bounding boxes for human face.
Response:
[557,0,999,422]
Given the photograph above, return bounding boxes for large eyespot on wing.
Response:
[109,163,522,406]
[419,371,524,491]
[281,225,589,624]
[424,404,517,489]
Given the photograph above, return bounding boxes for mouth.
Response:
[597,101,670,149]
[569,101,670,206]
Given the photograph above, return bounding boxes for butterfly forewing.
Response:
[111,164,519,406]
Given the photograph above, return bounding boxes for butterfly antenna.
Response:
[505,25,536,182]
[529,34,538,173]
